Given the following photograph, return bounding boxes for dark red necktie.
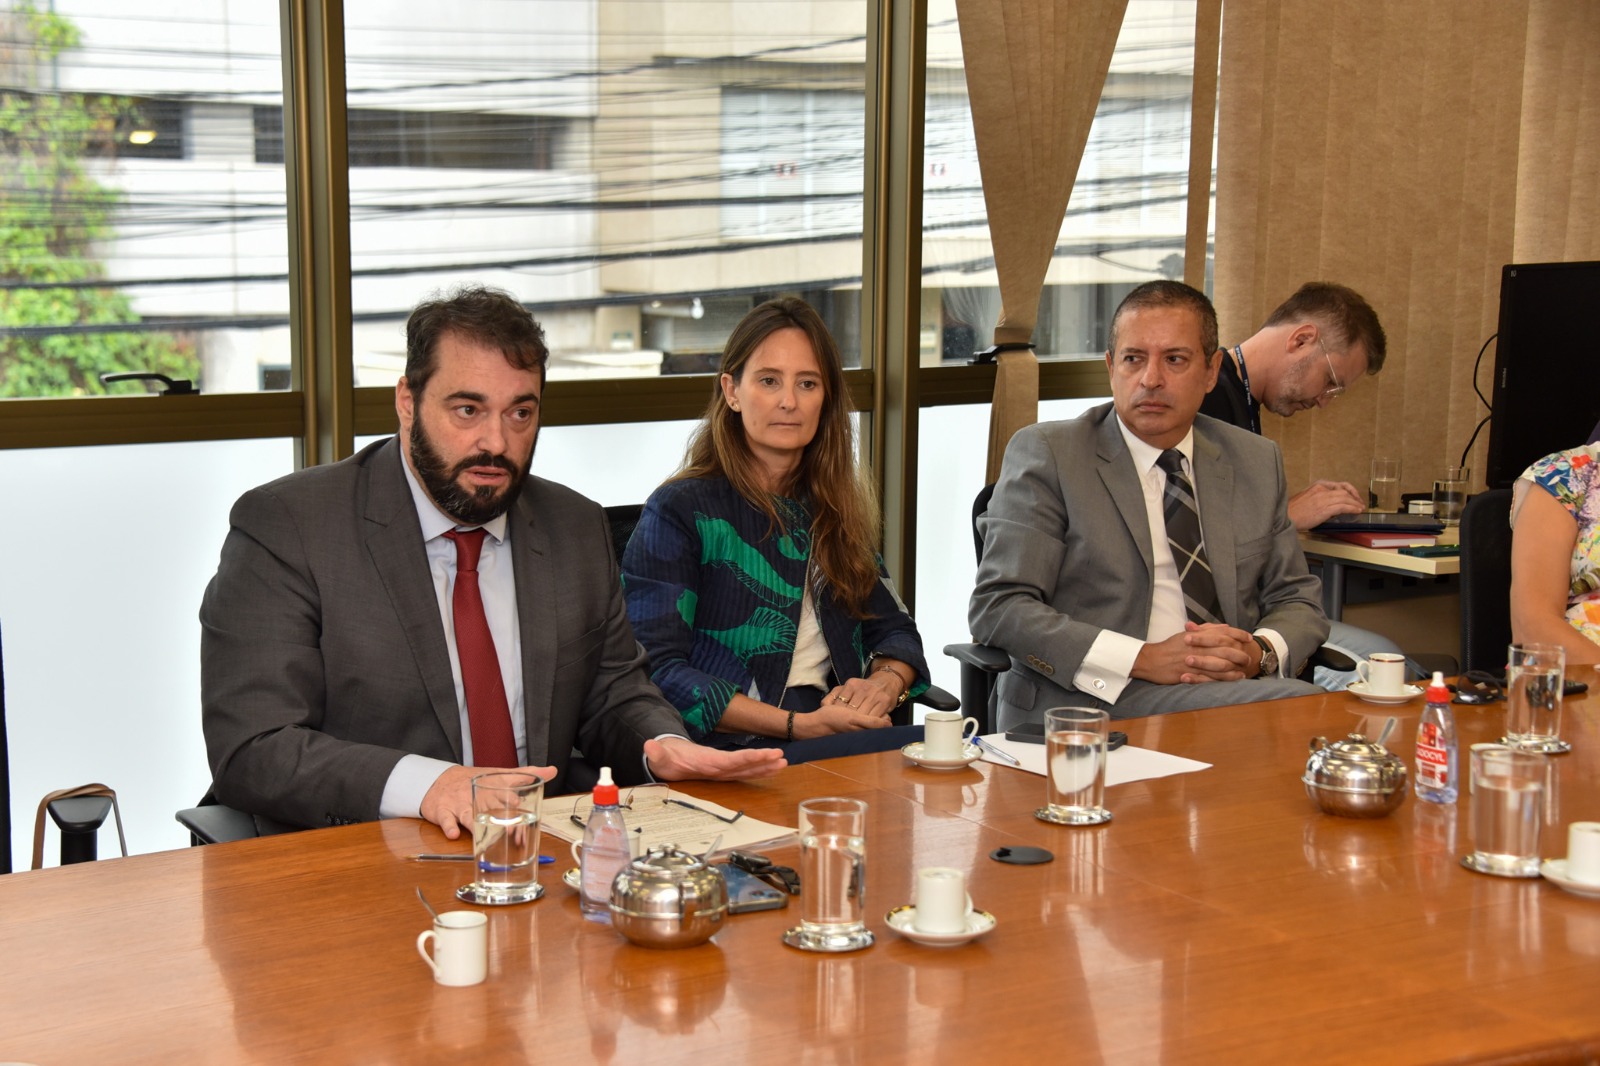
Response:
[442,529,518,768]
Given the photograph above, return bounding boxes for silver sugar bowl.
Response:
[609,842,728,949]
[1303,733,1409,818]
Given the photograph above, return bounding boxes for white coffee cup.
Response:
[417,911,488,987]
[1568,822,1600,885]
[1355,653,1407,696]
[913,866,974,934]
[923,710,979,759]
[572,835,639,866]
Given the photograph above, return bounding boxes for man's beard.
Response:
[409,416,534,525]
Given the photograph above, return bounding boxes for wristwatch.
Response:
[1251,635,1279,678]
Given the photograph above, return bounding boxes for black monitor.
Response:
[1484,261,1600,488]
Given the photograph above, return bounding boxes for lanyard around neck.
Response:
[1233,344,1261,436]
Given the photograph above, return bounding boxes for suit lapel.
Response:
[510,486,554,768]
[1191,425,1239,626]
[363,440,465,761]
[1094,412,1155,575]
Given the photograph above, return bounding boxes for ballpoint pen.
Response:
[970,735,1020,766]
[411,854,555,864]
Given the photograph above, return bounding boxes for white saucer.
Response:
[1540,859,1600,899]
[900,741,983,770]
[885,904,996,946]
[1346,681,1423,706]
[561,866,581,891]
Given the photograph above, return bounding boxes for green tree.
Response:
[0,2,197,397]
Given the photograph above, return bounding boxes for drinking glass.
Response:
[458,771,545,905]
[1503,642,1569,753]
[1431,465,1469,525]
[1370,458,1401,512]
[1035,707,1112,826]
[1463,749,1545,878]
[783,797,873,952]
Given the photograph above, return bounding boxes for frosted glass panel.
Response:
[1,439,293,869]
[915,399,1106,699]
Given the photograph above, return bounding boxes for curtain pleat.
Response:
[956,0,1128,481]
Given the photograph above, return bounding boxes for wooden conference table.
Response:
[4,687,1598,1064]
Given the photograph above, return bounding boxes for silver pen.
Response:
[971,735,1020,766]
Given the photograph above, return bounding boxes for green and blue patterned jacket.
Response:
[621,476,930,741]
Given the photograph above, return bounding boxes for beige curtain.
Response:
[955,0,1128,481]
[1215,0,1600,500]
[1515,0,1600,260]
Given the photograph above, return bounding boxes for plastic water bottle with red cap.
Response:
[1415,671,1458,804]
[579,767,631,924]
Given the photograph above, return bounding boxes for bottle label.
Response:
[1417,722,1448,789]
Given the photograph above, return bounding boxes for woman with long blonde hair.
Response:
[622,297,930,756]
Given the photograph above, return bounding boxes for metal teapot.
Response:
[609,842,728,949]
[1303,733,1409,818]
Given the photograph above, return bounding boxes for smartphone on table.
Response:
[716,862,789,913]
[1003,722,1128,749]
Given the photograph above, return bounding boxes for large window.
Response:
[341,0,873,392]
[0,0,291,399]
[919,0,1202,368]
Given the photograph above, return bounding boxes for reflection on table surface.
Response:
[3,685,1598,1063]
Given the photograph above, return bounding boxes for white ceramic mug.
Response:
[1567,822,1600,885]
[417,911,488,987]
[923,710,979,759]
[913,866,974,934]
[1355,653,1407,696]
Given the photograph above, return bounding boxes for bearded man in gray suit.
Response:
[201,287,782,837]
[969,281,1328,729]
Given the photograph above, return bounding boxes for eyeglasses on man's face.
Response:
[1316,337,1346,401]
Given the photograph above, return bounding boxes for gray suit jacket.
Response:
[969,402,1328,718]
[200,437,685,830]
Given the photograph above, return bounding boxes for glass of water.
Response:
[1504,642,1569,754]
[1036,707,1112,826]
[1370,457,1401,512]
[783,797,873,953]
[1431,465,1470,525]
[1463,748,1545,878]
[458,771,545,905]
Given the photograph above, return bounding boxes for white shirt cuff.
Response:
[380,754,457,819]
[1073,630,1143,703]
[641,733,690,783]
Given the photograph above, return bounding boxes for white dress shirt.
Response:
[379,450,526,818]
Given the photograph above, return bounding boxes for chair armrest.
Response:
[175,804,260,846]
[911,684,960,713]
[942,642,1011,673]
[1306,645,1357,674]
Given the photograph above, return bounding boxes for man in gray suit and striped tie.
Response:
[969,281,1328,729]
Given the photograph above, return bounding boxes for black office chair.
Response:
[176,800,262,846]
[944,484,1358,733]
[1458,488,1514,675]
[603,504,960,730]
